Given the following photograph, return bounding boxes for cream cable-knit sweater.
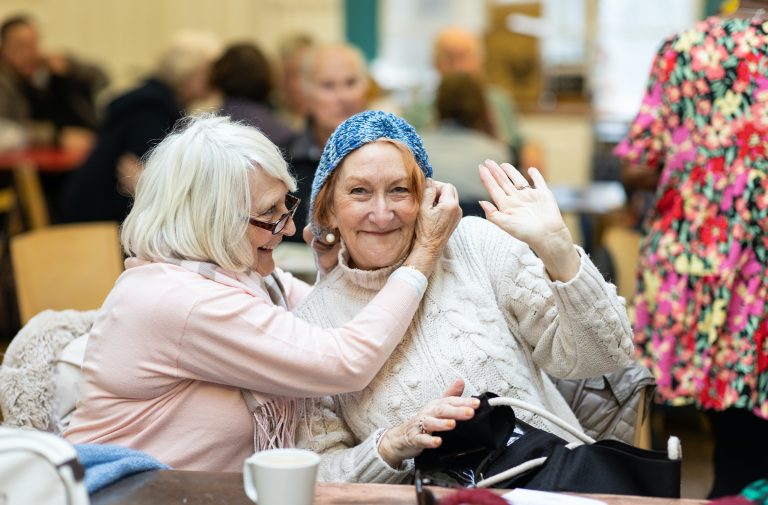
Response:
[295,217,634,483]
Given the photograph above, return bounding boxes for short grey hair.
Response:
[121,114,296,272]
[155,31,222,91]
[299,42,368,94]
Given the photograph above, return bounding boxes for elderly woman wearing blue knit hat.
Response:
[294,110,634,483]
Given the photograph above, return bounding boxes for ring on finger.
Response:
[418,417,427,434]
[517,184,531,190]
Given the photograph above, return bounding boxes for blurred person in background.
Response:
[0,14,108,148]
[284,42,369,242]
[210,42,293,151]
[276,33,314,130]
[420,72,509,215]
[614,0,768,497]
[405,27,542,174]
[59,31,221,224]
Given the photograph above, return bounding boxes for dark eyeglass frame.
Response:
[248,194,301,235]
[415,469,473,505]
[415,469,439,505]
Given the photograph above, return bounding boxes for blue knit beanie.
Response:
[309,110,432,235]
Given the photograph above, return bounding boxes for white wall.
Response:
[0,0,343,93]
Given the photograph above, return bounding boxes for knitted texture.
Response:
[309,110,433,236]
[295,217,634,484]
[0,310,96,432]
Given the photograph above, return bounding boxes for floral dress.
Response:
[614,16,768,419]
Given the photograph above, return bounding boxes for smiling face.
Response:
[246,168,296,275]
[328,141,421,270]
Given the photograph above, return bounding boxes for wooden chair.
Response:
[600,226,653,449]
[13,160,50,230]
[10,222,123,324]
[634,387,652,449]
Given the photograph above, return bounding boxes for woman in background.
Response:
[60,32,221,222]
[210,42,293,150]
[615,1,768,496]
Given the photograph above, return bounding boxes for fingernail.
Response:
[465,408,474,416]
[446,419,456,428]
[472,399,480,408]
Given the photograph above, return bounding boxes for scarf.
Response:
[162,258,302,452]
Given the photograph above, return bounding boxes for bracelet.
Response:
[375,428,389,451]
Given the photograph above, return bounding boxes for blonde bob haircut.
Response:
[121,114,296,272]
[312,139,425,232]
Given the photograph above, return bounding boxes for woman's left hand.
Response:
[377,379,478,468]
[478,160,580,282]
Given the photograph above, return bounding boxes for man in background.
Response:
[406,27,542,174]
[284,42,369,242]
[0,14,107,146]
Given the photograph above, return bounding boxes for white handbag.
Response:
[0,426,89,505]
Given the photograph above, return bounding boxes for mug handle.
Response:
[243,460,258,502]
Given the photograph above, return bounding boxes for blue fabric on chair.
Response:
[75,443,170,493]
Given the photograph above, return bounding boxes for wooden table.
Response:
[91,470,709,505]
[0,147,87,227]
[0,147,86,173]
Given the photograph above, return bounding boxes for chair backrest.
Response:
[601,225,641,300]
[10,222,123,324]
[13,161,50,230]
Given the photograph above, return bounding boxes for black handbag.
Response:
[415,393,682,498]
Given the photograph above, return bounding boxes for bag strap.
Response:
[487,397,596,444]
[474,398,595,488]
[476,456,548,488]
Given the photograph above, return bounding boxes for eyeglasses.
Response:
[248,194,301,235]
[415,470,439,505]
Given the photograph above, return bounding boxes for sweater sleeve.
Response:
[458,217,634,380]
[297,397,412,483]
[174,269,427,397]
[274,268,313,309]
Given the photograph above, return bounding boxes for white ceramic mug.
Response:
[242,448,320,505]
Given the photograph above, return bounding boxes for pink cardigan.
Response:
[64,260,422,471]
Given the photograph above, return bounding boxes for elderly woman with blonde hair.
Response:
[294,110,634,483]
[64,115,462,471]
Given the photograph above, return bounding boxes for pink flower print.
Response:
[709,24,726,39]
[634,300,650,328]
[665,86,682,103]
[732,27,761,57]
[691,41,728,80]
[681,81,696,98]
[695,78,710,95]
[696,100,712,117]
[750,97,768,128]
[727,275,765,334]
[705,114,734,150]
